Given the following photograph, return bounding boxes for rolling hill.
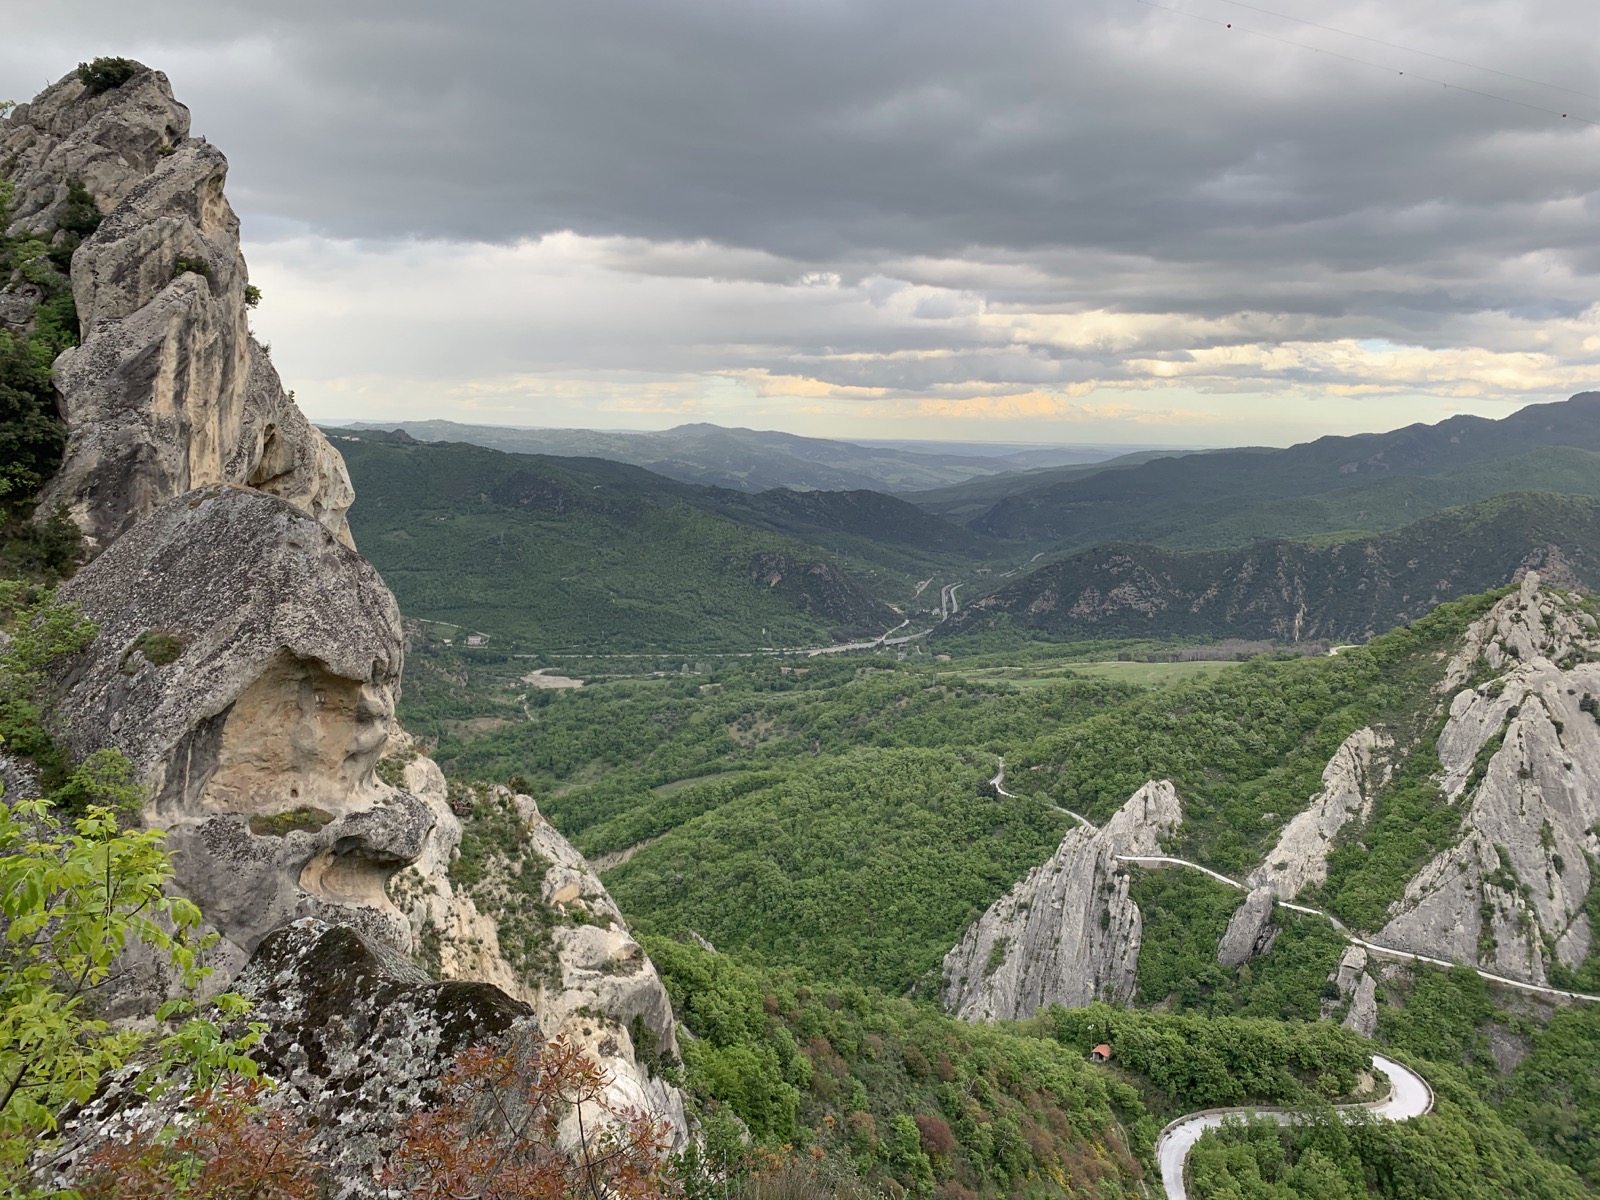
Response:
[960,391,1600,548]
[339,419,1118,493]
[327,431,996,651]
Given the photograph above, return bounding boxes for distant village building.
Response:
[1090,1044,1112,1063]
[465,634,488,646]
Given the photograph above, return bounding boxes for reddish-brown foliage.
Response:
[78,1077,320,1200]
[382,1036,675,1200]
[913,1114,954,1159]
[76,1037,674,1200]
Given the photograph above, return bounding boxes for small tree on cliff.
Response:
[0,587,261,1183]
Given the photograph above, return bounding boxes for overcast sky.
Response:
[6,0,1599,445]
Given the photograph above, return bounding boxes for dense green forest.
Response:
[331,432,1007,652]
[424,589,1485,999]
[423,576,1600,1196]
[648,939,1589,1199]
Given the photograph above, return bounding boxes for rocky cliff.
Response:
[1248,726,1393,901]
[4,62,684,1157]
[941,781,1181,1020]
[2,65,352,552]
[937,491,1600,645]
[1376,574,1600,984]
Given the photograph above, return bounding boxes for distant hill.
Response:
[338,419,1112,494]
[905,449,1203,519]
[964,392,1600,548]
[327,433,993,651]
[1155,445,1600,550]
[936,492,1600,644]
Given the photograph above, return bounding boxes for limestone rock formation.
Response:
[391,769,688,1144]
[1248,727,1392,900]
[51,485,417,986]
[14,64,688,1145]
[1325,946,1378,1038]
[1378,575,1600,984]
[2,64,352,552]
[1216,886,1278,968]
[941,781,1182,1020]
[1,65,187,234]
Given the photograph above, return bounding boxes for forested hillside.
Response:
[939,492,1600,644]
[959,391,1600,547]
[426,581,1599,1195]
[334,396,1600,656]
[329,432,969,650]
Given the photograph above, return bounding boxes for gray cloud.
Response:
[4,0,1599,438]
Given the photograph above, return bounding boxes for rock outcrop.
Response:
[1377,575,1600,984]
[392,772,688,1143]
[1216,886,1278,967]
[1325,946,1378,1037]
[12,64,687,1146]
[2,64,352,553]
[941,781,1182,1020]
[1248,727,1393,900]
[53,919,539,1199]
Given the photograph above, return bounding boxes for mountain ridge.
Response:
[938,491,1600,644]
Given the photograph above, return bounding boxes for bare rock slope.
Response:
[1376,574,1600,984]
[1248,726,1393,900]
[942,781,1181,1020]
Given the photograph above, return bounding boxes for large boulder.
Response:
[53,486,415,982]
[1216,886,1278,968]
[52,919,539,1200]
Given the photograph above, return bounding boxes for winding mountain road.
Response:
[1156,1055,1433,1200]
[987,759,1600,1006]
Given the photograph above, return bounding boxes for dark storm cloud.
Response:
[5,0,1599,428]
[11,2,1597,263]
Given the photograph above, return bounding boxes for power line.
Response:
[1206,0,1600,103]
[1134,0,1600,127]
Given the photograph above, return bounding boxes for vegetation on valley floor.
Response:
[651,938,1591,1200]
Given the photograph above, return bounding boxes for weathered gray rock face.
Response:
[1378,575,1600,983]
[390,766,689,1146]
[0,750,40,804]
[53,919,539,1199]
[941,781,1182,1020]
[20,65,687,1148]
[52,486,412,980]
[1248,727,1392,900]
[1,67,188,234]
[2,65,352,552]
[1216,886,1278,968]
[49,485,690,1143]
[1325,946,1378,1038]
